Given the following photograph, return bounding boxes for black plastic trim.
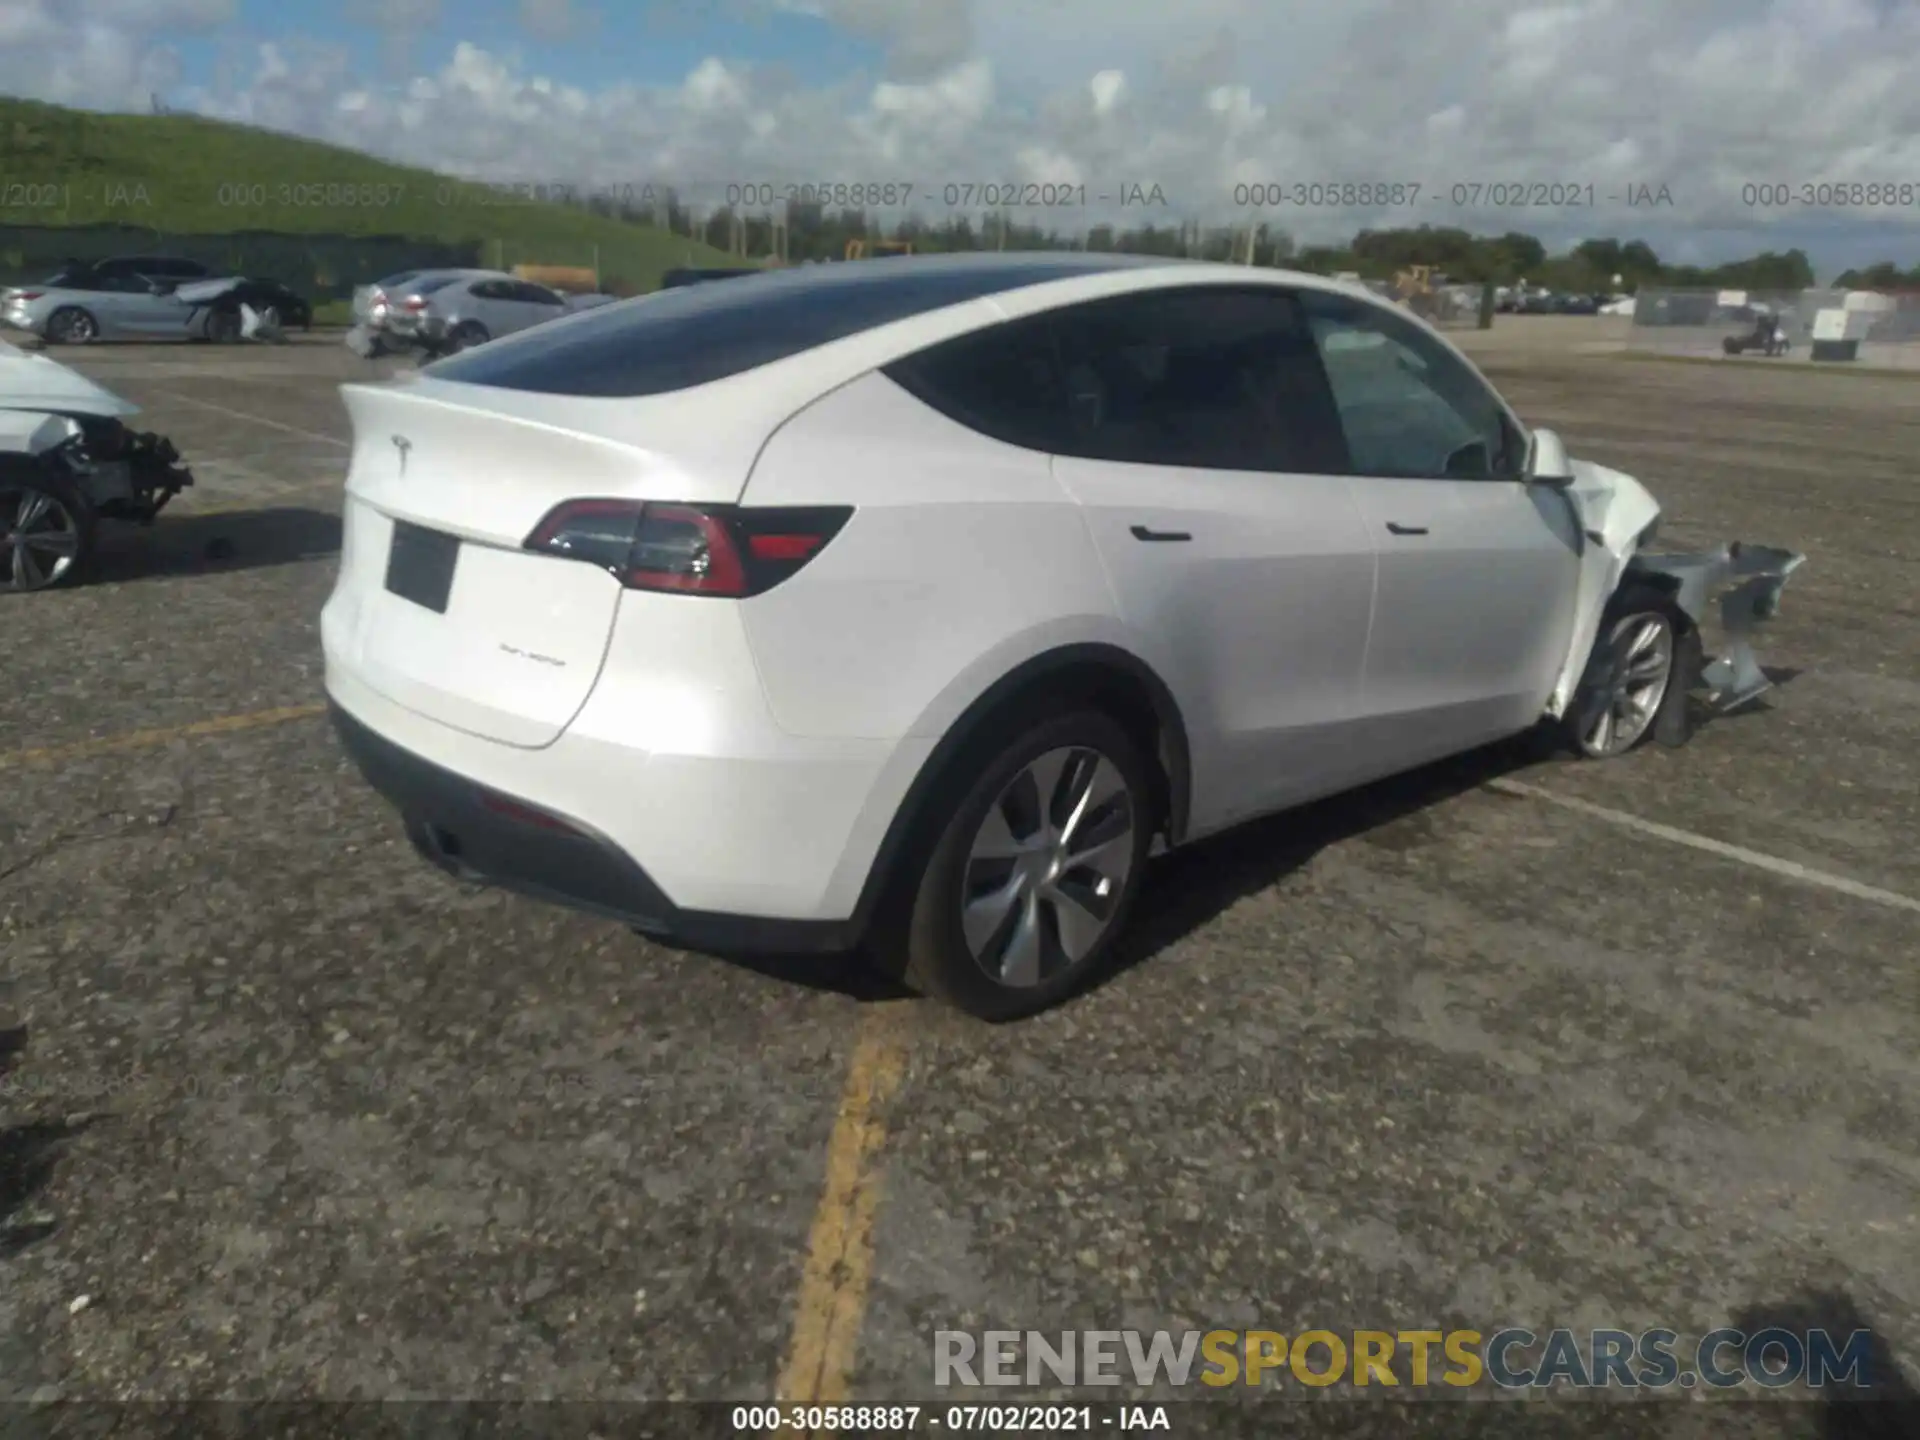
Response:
[329,701,861,955]
[841,643,1192,936]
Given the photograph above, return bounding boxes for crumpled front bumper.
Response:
[1628,543,1806,710]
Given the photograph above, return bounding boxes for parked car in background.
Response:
[347,269,612,360]
[323,252,1804,1021]
[0,268,294,344]
[221,278,312,331]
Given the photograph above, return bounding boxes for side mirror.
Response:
[1525,427,1575,486]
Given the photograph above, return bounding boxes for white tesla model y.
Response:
[322,251,1794,1020]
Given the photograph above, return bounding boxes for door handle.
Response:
[1385,522,1429,536]
[1130,525,1191,542]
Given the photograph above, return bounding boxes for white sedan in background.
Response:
[321,253,1803,1020]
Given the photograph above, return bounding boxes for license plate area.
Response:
[385,521,460,613]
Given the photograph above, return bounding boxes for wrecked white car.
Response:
[0,336,193,592]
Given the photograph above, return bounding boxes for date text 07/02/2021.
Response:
[730,1405,1169,1432]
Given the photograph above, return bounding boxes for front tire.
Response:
[891,710,1154,1021]
[1565,586,1686,758]
[1,467,95,593]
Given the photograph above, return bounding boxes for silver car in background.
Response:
[1,269,260,344]
[346,268,615,359]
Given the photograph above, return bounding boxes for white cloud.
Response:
[2,0,1918,263]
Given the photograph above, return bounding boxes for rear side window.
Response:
[426,259,1135,397]
[884,316,1072,452]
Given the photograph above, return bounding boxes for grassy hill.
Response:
[0,96,740,302]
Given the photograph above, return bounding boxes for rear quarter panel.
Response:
[737,369,1140,742]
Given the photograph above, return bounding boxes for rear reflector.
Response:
[479,792,581,833]
[523,501,851,598]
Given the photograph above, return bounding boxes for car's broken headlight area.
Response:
[1627,542,1806,712]
[54,415,194,523]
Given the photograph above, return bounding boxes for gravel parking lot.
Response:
[1,330,1915,1434]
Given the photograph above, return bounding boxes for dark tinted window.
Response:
[411,274,464,296]
[885,315,1072,452]
[512,282,563,305]
[1050,289,1349,472]
[891,287,1348,474]
[108,256,206,278]
[376,270,421,289]
[426,253,1150,396]
[1300,290,1521,478]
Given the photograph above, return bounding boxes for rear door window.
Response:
[1045,287,1351,474]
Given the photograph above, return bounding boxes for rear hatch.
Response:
[333,377,770,747]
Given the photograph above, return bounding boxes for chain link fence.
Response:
[1626,286,1920,370]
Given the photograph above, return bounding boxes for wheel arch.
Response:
[846,641,1192,937]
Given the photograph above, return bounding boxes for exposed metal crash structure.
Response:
[0,338,195,592]
[1630,542,1807,720]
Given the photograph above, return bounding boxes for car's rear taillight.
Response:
[12,291,43,302]
[403,296,428,311]
[523,501,852,598]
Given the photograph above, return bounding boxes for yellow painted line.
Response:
[0,703,326,771]
[775,1004,912,1420]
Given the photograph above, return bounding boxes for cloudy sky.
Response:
[3,0,1919,272]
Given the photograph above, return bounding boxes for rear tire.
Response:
[206,307,242,344]
[446,321,489,353]
[45,306,97,345]
[884,709,1155,1022]
[1,466,96,593]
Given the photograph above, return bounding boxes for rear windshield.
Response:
[426,255,1151,397]
[376,271,421,289]
[410,274,465,295]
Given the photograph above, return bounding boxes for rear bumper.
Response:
[330,701,865,954]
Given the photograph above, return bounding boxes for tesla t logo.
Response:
[391,435,411,474]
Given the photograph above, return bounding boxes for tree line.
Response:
[572,189,1917,292]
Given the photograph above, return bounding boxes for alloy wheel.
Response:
[1577,612,1674,757]
[50,309,95,344]
[960,746,1137,988]
[1,485,82,591]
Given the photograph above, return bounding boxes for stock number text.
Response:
[1742,182,1917,209]
[1235,182,1420,208]
[217,182,406,208]
[726,182,913,208]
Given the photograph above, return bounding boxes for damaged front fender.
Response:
[1627,543,1807,711]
